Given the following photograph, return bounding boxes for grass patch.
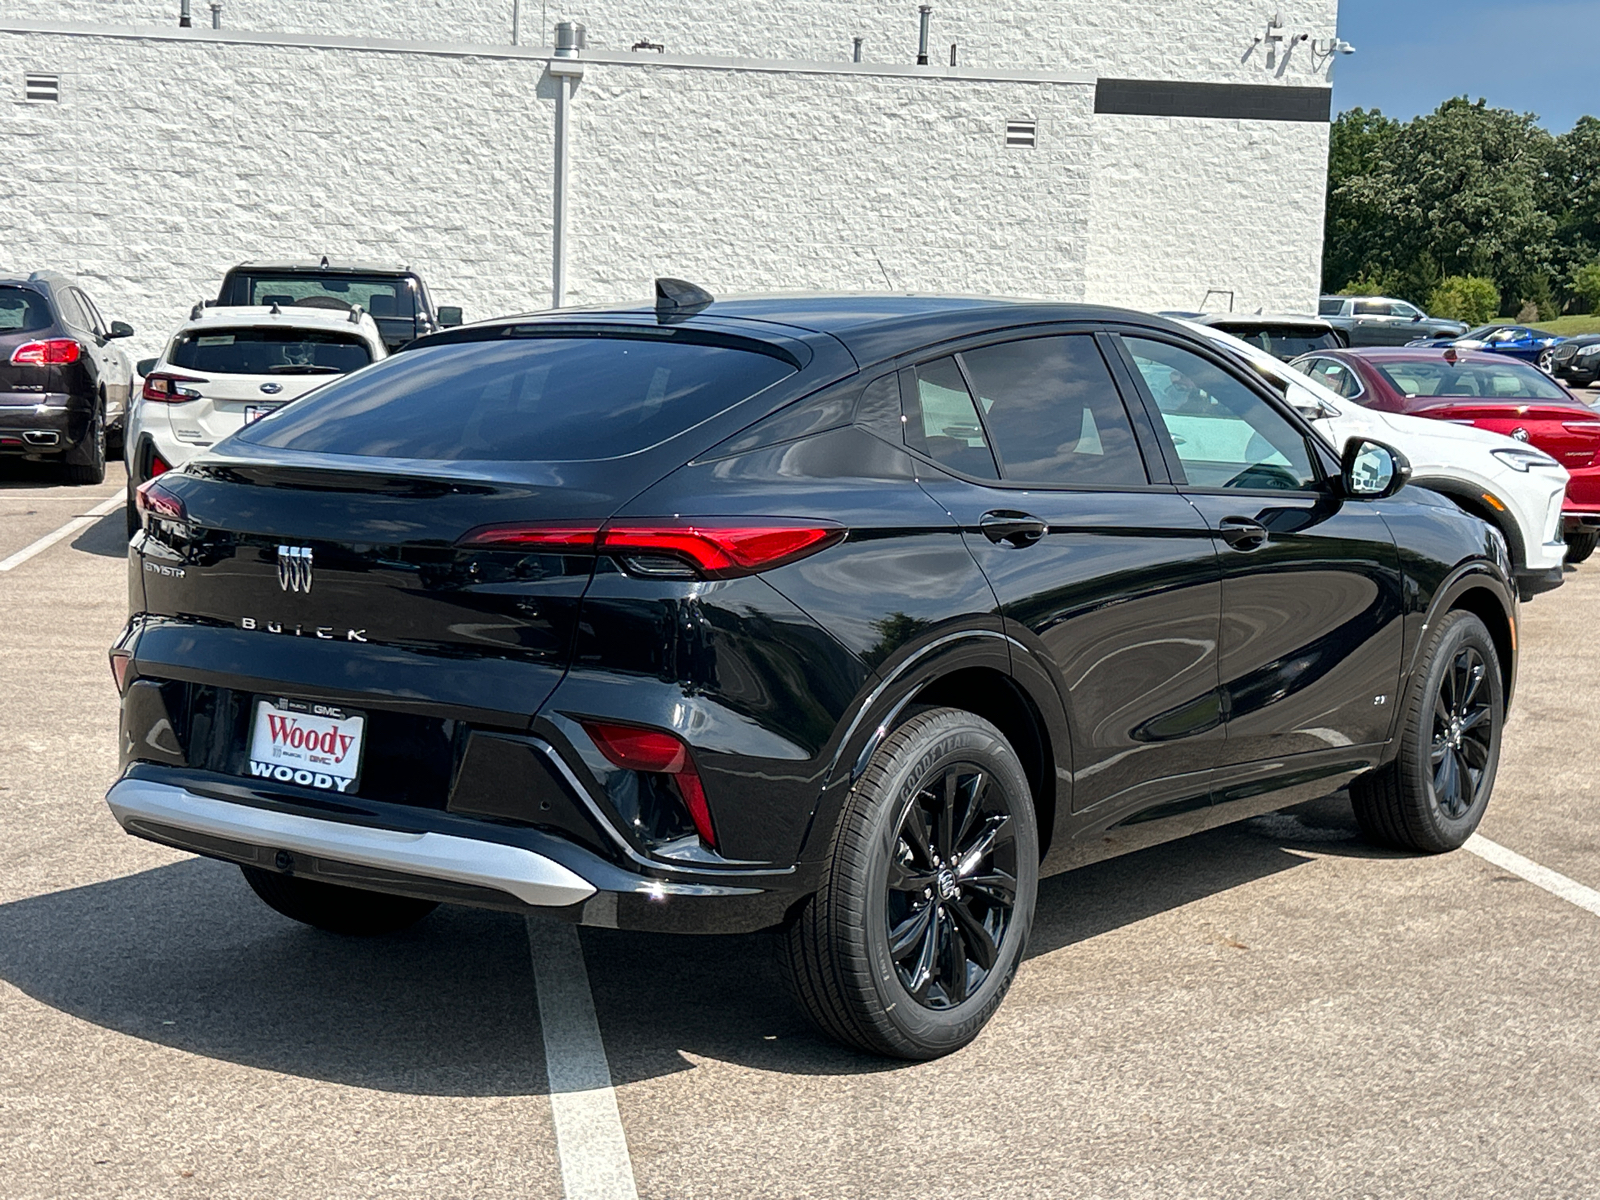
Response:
[1533,315,1600,336]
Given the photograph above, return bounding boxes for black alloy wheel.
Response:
[779,707,1038,1059]
[1350,610,1503,852]
[885,761,1019,1009]
[1429,644,1493,819]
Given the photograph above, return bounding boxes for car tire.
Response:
[1350,610,1503,853]
[778,707,1039,1059]
[61,403,106,486]
[240,865,440,936]
[1565,529,1598,565]
[1538,348,1555,374]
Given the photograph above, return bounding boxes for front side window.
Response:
[1124,338,1319,491]
[1301,357,1364,400]
[170,327,375,376]
[903,357,999,479]
[957,336,1148,486]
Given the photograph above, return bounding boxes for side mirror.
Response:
[1411,314,1423,322]
[135,357,157,377]
[437,306,463,327]
[1342,438,1410,499]
[108,320,135,338]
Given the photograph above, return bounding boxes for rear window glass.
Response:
[171,327,374,375]
[236,275,417,319]
[1211,324,1342,359]
[0,287,51,333]
[239,333,797,461]
[1374,359,1571,401]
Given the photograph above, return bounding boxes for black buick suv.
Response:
[109,287,1516,1058]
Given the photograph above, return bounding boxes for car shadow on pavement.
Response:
[70,510,131,558]
[0,793,1408,1090]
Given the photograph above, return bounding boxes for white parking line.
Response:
[0,493,125,573]
[526,917,640,1200]
[1466,834,1600,919]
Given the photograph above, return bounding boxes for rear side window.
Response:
[1301,357,1364,400]
[958,336,1148,486]
[0,287,52,333]
[1318,298,1343,316]
[171,327,374,375]
[902,357,999,479]
[53,288,90,331]
[240,333,797,461]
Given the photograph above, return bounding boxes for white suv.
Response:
[125,305,386,524]
[1183,320,1570,598]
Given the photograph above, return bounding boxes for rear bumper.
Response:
[107,775,597,907]
[0,393,84,456]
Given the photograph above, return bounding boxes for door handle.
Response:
[1217,516,1268,551]
[979,510,1048,548]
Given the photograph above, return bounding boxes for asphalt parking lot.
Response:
[3,462,1600,1199]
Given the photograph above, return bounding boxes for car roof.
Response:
[0,271,74,292]
[227,259,415,276]
[450,293,1191,367]
[173,305,385,341]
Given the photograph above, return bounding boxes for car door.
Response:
[903,332,1226,824]
[1114,334,1405,793]
[1349,300,1396,346]
[50,286,105,411]
[74,288,130,424]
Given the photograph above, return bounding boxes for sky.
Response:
[1332,0,1595,132]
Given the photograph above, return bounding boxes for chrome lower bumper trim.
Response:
[106,778,597,908]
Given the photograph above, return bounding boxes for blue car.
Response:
[1407,323,1565,371]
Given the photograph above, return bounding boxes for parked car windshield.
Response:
[1459,325,1503,341]
[1209,323,1342,359]
[234,273,418,319]
[1374,358,1572,401]
[170,327,375,375]
[0,286,52,333]
[238,332,797,460]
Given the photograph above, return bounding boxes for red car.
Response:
[1293,346,1600,563]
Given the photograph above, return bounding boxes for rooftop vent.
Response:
[23,74,60,103]
[1005,119,1037,149]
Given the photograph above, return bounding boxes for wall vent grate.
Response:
[23,74,60,103]
[1005,119,1037,148]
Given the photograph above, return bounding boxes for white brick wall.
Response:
[0,23,1328,365]
[1,1,1340,84]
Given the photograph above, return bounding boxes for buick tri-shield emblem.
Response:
[277,545,314,593]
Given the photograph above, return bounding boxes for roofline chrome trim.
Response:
[106,777,596,907]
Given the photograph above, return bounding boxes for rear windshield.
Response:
[1317,298,1343,316]
[238,332,797,461]
[0,286,52,334]
[170,327,375,375]
[1374,358,1571,401]
[232,274,418,319]
[1211,324,1342,359]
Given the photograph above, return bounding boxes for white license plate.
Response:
[248,697,365,793]
[243,404,282,425]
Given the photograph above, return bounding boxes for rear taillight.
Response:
[147,450,171,478]
[135,477,186,523]
[141,372,206,403]
[580,719,717,848]
[108,649,132,693]
[10,338,81,366]
[458,519,844,578]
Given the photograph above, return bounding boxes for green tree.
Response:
[1574,262,1600,314]
[1546,116,1600,302]
[1428,275,1500,324]
[1321,108,1402,293]
[1324,99,1557,313]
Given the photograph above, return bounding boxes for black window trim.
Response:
[1107,329,1342,498]
[892,324,1177,493]
[1295,354,1366,402]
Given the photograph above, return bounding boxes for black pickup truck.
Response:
[215,259,462,353]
